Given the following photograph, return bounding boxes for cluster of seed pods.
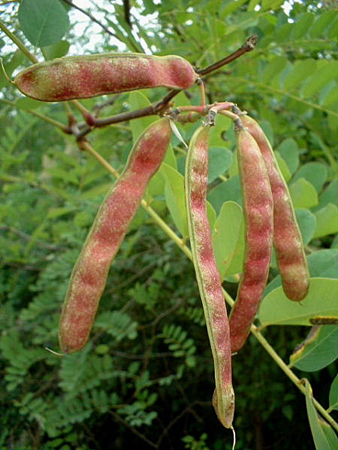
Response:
[184,111,309,428]
[229,115,310,353]
[13,52,309,432]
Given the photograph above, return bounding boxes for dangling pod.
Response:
[185,125,234,428]
[14,53,198,102]
[59,118,172,353]
[241,115,309,301]
[229,125,274,353]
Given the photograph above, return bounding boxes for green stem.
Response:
[0,21,38,64]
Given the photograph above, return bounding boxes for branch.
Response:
[197,34,258,77]
[75,88,181,140]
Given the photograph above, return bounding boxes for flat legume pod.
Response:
[229,127,273,353]
[185,125,234,428]
[59,118,172,353]
[14,53,198,102]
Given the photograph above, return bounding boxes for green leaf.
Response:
[274,152,292,182]
[212,201,244,279]
[128,92,154,142]
[276,22,293,43]
[276,138,299,174]
[319,419,338,450]
[261,0,285,10]
[308,250,338,279]
[329,374,338,411]
[318,180,338,209]
[207,201,216,231]
[207,147,232,183]
[289,178,318,209]
[259,278,338,327]
[293,163,328,193]
[46,207,75,219]
[323,85,338,108]
[290,325,338,372]
[302,61,338,98]
[291,13,315,39]
[209,114,232,147]
[42,40,70,60]
[295,208,317,245]
[207,175,242,214]
[47,167,79,185]
[313,204,338,239]
[304,379,334,450]
[261,57,288,85]
[18,0,70,47]
[310,10,338,38]
[162,164,188,238]
[284,60,317,91]
[146,145,176,200]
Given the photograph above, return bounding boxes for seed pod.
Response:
[59,118,172,353]
[14,53,198,102]
[185,125,234,428]
[241,115,309,301]
[229,126,273,353]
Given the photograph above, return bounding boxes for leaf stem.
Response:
[0,20,38,64]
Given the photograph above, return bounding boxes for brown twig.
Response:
[75,88,180,140]
[196,34,258,77]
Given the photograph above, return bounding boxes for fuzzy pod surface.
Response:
[185,125,234,428]
[14,53,198,102]
[59,118,172,353]
[241,115,309,301]
[229,127,274,353]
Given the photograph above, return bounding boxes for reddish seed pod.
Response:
[185,125,234,428]
[241,115,310,301]
[59,118,172,353]
[14,53,198,102]
[229,127,274,353]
